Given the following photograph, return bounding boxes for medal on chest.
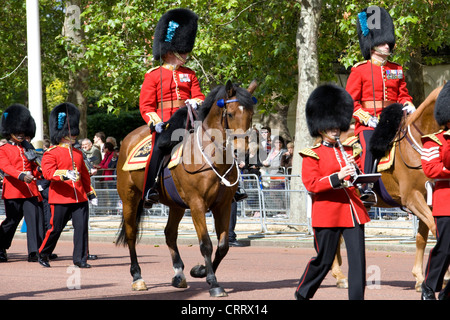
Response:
[179,73,190,83]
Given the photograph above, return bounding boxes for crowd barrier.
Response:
[86,173,419,240]
[0,173,420,240]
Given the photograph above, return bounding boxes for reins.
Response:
[396,111,423,170]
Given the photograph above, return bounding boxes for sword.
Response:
[65,104,77,176]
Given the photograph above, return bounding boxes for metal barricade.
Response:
[0,172,419,239]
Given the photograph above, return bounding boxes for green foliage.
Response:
[86,109,145,143]
[0,0,448,119]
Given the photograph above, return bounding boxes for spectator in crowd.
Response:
[228,202,242,247]
[81,138,102,167]
[106,136,117,148]
[95,142,116,181]
[281,141,294,173]
[259,126,271,162]
[93,131,106,160]
[240,141,262,177]
[261,136,287,176]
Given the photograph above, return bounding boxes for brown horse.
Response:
[116,80,257,297]
[331,85,449,291]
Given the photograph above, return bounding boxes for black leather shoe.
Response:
[49,253,58,260]
[28,253,38,262]
[74,262,91,268]
[88,254,98,260]
[0,249,7,262]
[421,283,436,300]
[438,283,450,300]
[229,240,243,247]
[38,256,51,268]
[233,190,248,202]
[294,290,308,300]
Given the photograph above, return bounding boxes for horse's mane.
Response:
[198,83,254,121]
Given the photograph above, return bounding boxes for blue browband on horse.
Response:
[217,97,257,108]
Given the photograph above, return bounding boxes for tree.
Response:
[63,0,89,138]
[290,0,322,225]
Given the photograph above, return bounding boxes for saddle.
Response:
[367,103,406,208]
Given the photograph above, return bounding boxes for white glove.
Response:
[65,170,79,182]
[402,103,416,114]
[185,99,198,110]
[367,117,378,128]
[155,122,165,133]
[89,198,98,206]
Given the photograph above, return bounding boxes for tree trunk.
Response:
[290,0,322,227]
[405,50,425,106]
[260,101,292,142]
[63,1,88,139]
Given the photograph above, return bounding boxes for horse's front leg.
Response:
[123,202,147,291]
[331,236,348,289]
[189,205,227,297]
[165,207,188,289]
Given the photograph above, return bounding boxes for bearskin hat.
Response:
[305,84,354,138]
[0,104,36,139]
[434,82,450,126]
[49,102,80,145]
[152,8,198,61]
[357,6,396,60]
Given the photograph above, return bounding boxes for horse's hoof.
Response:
[172,276,188,288]
[190,264,207,278]
[132,279,148,291]
[336,278,348,289]
[210,286,228,297]
[415,281,423,292]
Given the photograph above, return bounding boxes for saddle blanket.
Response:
[122,134,183,171]
[377,141,396,172]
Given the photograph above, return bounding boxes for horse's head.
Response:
[220,80,257,162]
[198,80,257,165]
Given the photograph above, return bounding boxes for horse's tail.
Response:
[115,199,144,246]
[370,103,404,159]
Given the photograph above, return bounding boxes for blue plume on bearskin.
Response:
[356,6,396,60]
[49,102,80,145]
[152,8,198,61]
[434,82,450,126]
[0,104,36,139]
[369,103,404,159]
[305,83,354,137]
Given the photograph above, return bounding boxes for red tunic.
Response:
[346,60,413,136]
[300,142,369,228]
[0,142,41,200]
[139,64,205,126]
[421,130,450,217]
[41,144,94,204]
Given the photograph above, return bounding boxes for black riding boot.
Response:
[143,147,164,208]
[360,159,378,205]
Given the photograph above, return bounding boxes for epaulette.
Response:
[146,66,160,74]
[299,144,320,160]
[46,146,58,152]
[342,135,359,147]
[342,136,363,157]
[444,129,450,137]
[353,60,368,68]
[422,130,443,146]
